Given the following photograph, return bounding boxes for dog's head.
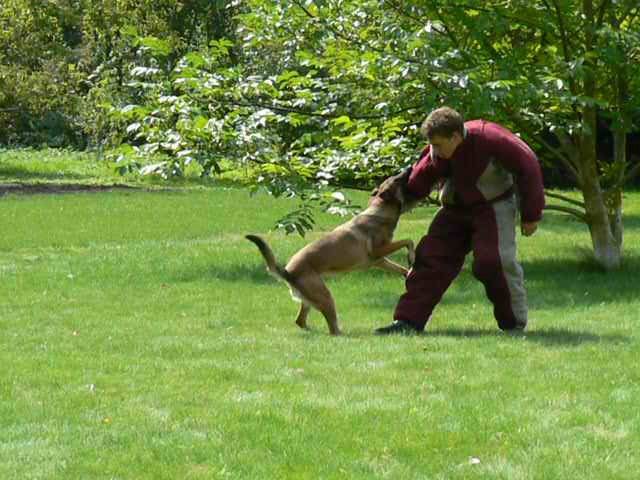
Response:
[370,167,416,212]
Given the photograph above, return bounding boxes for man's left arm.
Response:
[487,131,545,233]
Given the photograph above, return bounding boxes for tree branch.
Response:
[543,144,582,184]
[545,191,586,208]
[430,2,483,67]
[619,2,639,24]
[382,1,444,32]
[387,0,557,33]
[292,0,434,69]
[543,204,588,222]
[596,0,611,28]
[506,112,582,187]
[220,97,422,121]
[541,0,579,97]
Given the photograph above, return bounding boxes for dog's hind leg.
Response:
[318,298,341,336]
[295,274,341,336]
[295,303,311,330]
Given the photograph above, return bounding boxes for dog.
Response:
[246,169,416,335]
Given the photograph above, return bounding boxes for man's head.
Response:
[420,107,464,159]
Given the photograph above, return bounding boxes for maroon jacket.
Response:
[407,120,545,223]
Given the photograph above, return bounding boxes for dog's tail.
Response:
[245,234,296,286]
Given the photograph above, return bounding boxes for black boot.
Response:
[374,320,420,335]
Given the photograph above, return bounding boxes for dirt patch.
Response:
[0,183,138,197]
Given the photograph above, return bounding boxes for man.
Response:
[376,106,544,334]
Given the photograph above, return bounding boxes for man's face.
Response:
[428,132,462,159]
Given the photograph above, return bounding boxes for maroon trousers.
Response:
[394,197,527,331]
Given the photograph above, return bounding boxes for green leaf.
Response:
[185,52,206,69]
[333,116,353,127]
[139,36,172,57]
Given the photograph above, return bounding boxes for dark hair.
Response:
[420,107,464,139]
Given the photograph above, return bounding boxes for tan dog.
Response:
[246,170,416,335]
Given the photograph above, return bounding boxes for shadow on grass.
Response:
[522,255,640,307]
[255,324,629,347]
[191,249,639,327]
[0,164,91,182]
[619,213,640,229]
[214,254,640,302]
[201,260,410,286]
[0,182,137,196]
[542,210,640,230]
[175,262,274,285]
[421,327,629,347]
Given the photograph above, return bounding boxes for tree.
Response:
[392,0,639,270]
[0,0,86,145]
[233,0,640,268]
[112,0,639,268]
[0,0,241,147]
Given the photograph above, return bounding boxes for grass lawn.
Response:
[1,150,639,479]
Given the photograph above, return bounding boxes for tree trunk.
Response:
[576,122,622,270]
[609,10,629,258]
[609,125,626,251]
[582,181,622,270]
[577,0,622,270]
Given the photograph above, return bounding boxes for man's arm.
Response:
[406,146,448,200]
[483,124,545,224]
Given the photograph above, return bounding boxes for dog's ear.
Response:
[374,177,397,202]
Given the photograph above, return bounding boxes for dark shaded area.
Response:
[538,119,640,188]
[175,263,276,286]
[541,209,640,231]
[421,326,629,346]
[0,163,92,182]
[0,182,137,196]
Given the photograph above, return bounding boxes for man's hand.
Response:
[521,221,538,236]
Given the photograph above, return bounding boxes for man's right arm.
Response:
[406,145,446,200]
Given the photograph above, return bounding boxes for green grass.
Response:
[1,156,639,479]
[0,148,244,190]
[0,148,121,185]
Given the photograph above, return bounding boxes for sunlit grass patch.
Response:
[1,175,639,478]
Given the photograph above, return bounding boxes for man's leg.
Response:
[471,197,527,330]
[389,207,471,331]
